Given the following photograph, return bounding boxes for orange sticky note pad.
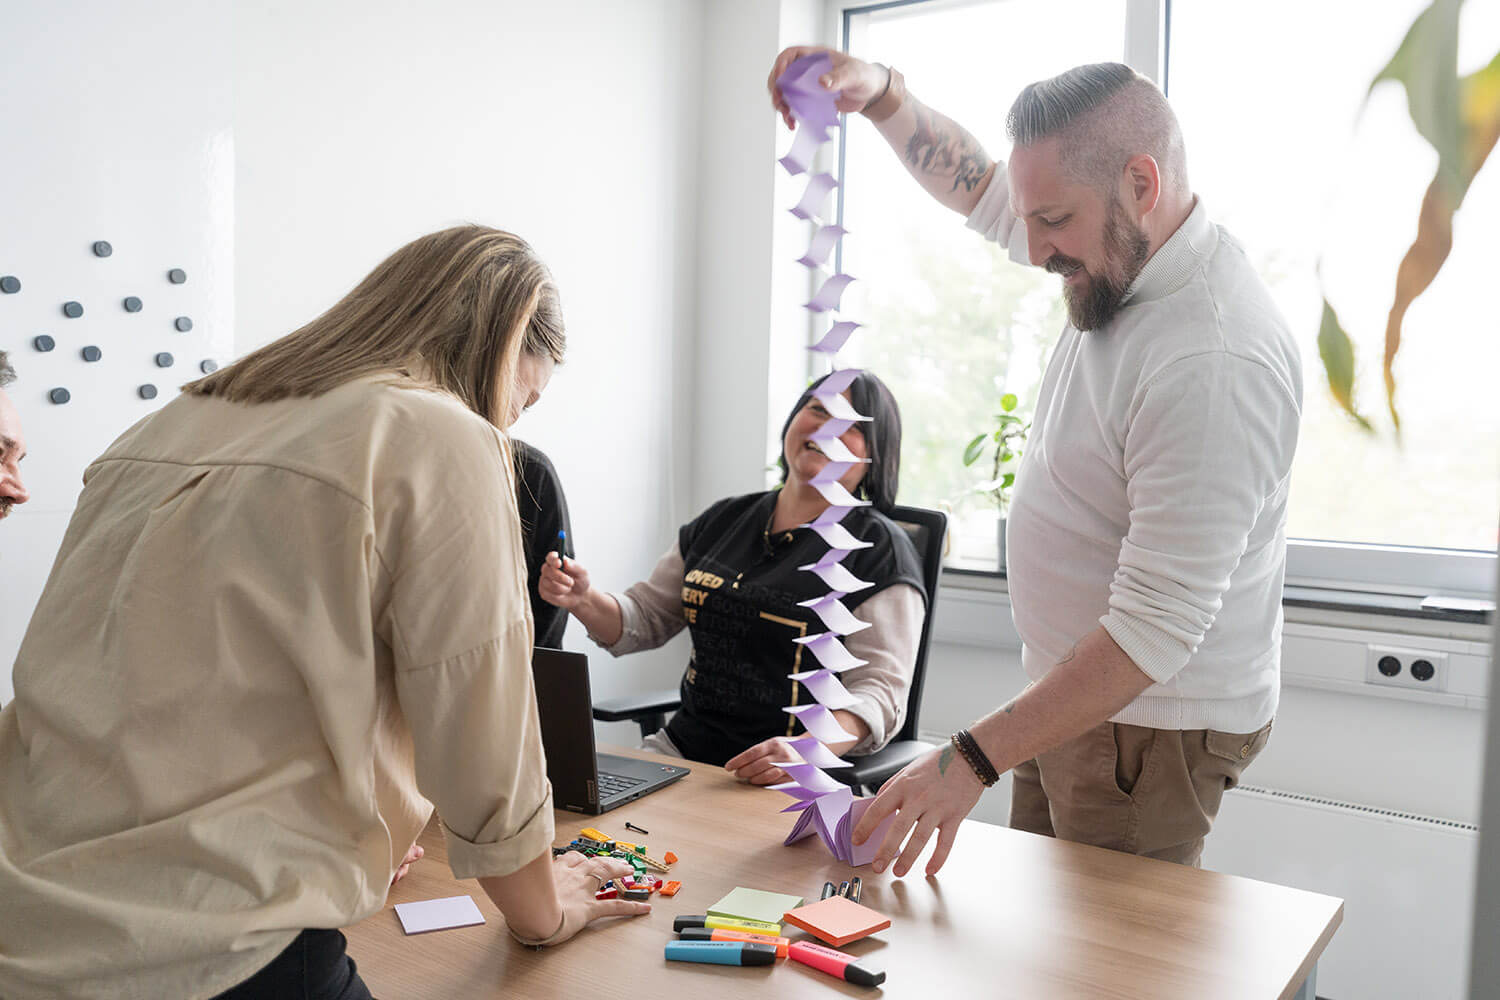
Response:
[781,895,890,947]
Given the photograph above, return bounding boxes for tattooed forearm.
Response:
[938,742,955,776]
[904,102,994,194]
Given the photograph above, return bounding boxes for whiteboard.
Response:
[0,0,233,702]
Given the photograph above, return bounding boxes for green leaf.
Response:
[1316,298,1374,431]
[1000,393,1019,412]
[1001,473,1015,489]
[1369,0,1466,199]
[963,434,987,465]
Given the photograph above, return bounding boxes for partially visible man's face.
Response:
[1009,138,1151,332]
[0,390,30,519]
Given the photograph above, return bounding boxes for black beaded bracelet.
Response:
[951,729,1000,787]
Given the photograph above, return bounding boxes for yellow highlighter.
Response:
[674,914,784,936]
[706,915,783,935]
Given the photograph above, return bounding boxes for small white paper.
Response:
[394,895,486,935]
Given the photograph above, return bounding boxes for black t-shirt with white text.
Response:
[664,490,924,766]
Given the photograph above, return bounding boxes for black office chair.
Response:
[592,504,947,794]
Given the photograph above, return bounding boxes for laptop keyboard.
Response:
[597,771,647,798]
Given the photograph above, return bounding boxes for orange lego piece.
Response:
[663,851,678,865]
[660,880,682,897]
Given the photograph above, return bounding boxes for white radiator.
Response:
[1202,785,1479,999]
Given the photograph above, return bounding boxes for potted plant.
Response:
[962,392,1030,572]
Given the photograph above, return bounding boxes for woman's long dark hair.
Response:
[777,370,902,513]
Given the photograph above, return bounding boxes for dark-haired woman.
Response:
[540,371,925,786]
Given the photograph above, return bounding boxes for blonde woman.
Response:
[0,226,647,1000]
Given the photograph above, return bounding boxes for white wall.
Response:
[0,0,235,705]
[233,0,705,706]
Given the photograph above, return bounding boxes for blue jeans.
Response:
[209,929,372,1000]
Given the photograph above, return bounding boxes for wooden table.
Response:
[346,747,1341,998]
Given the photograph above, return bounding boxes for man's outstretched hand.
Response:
[766,46,889,129]
[851,741,983,877]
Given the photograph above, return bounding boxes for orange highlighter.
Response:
[676,927,790,958]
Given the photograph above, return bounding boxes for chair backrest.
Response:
[886,504,947,743]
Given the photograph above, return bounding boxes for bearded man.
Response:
[768,53,1301,876]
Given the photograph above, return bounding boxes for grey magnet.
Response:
[93,241,113,257]
[138,384,158,400]
[62,301,83,318]
[33,335,55,352]
[123,296,143,312]
[49,387,71,405]
[154,352,174,368]
[199,359,218,374]
[174,316,193,332]
[168,268,187,284]
[81,345,102,362]
[0,276,19,293]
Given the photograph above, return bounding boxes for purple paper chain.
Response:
[771,53,890,865]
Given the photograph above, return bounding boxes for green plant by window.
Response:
[961,392,1030,515]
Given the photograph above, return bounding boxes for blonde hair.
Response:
[184,225,564,426]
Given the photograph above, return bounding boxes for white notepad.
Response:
[394,895,486,935]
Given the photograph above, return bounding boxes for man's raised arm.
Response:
[767,45,997,217]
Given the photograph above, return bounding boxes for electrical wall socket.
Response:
[1365,644,1449,692]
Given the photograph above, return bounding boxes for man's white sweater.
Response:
[968,175,1302,733]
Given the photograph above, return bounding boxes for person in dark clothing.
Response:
[513,439,573,649]
[539,371,925,787]
[501,320,574,649]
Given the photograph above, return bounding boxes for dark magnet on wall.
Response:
[33,335,55,352]
[174,316,193,332]
[168,268,187,284]
[138,384,158,400]
[81,345,102,362]
[199,359,218,374]
[123,296,143,312]
[0,276,19,294]
[93,241,113,257]
[62,301,84,318]
[154,352,174,368]
[49,388,71,405]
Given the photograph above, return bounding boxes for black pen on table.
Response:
[820,881,838,900]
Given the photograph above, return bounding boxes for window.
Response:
[837,0,1128,569]
[1169,0,1499,594]
[832,0,1497,594]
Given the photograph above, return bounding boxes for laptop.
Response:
[531,647,690,814]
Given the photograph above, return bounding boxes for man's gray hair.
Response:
[1006,62,1189,198]
[0,349,15,389]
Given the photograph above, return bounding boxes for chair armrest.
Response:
[591,688,682,723]
[833,739,937,791]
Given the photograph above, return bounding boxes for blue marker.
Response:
[664,941,778,966]
[554,529,567,561]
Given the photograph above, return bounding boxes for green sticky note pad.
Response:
[708,887,805,925]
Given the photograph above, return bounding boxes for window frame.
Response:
[825,0,1498,602]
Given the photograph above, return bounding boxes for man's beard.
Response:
[1046,197,1150,332]
[0,499,12,519]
